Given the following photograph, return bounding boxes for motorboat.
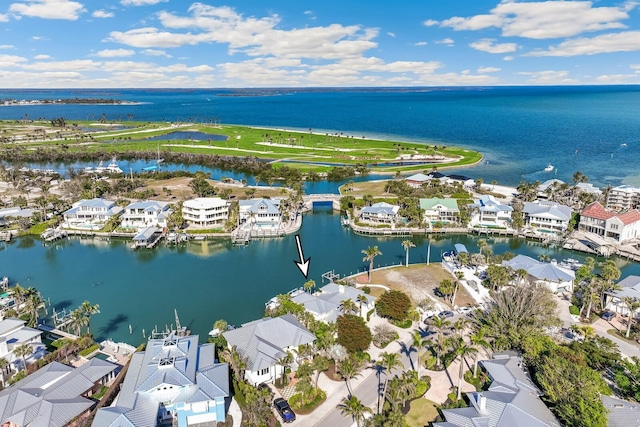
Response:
[105,158,123,174]
[94,161,105,174]
[544,163,554,172]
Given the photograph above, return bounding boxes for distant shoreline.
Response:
[0,98,139,107]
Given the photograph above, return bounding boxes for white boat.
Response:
[94,161,105,173]
[105,158,123,174]
[544,163,554,172]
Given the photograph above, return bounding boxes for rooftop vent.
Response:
[158,357,175,368]
[163,338,177,347]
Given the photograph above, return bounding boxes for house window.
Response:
[259,367,270,376]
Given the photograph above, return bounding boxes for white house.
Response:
[405,173,432,188]
[238,198,282,225]
[502,254,575,293]
[292,282,376,322]
[121,200,172,230]
[222,314,315,386]
[0,318,45,380]
[606,185,640,211]
[605,275,640,318]
[470,195,513,228]
[183,197,229,227]
[522,200,572,232]
[62,198,122,230]
[579,202,640,243]
[0,206,36,227]
[360,202,401,224]
[420,198,460,224]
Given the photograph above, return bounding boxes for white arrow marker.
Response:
[293,234,311,278]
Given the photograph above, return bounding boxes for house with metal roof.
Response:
[121,200,172,231]
[182,197,229,228]
[469,195,513,228]
[420,198,460,224]
[62,198,123,231]
[604,275,640,318]
[502,254,575,293]
[602,395,640,427]
[405,173,432,188]
[606,184,640,211]
[359,202,401,224]
[92,333,229,427]
[222,314,315,386]
[434,353,560,427]
[292,282,376,322]
[579,201,640,243]
[522,200,572,233]
[0,358,117,427]
[0,318,45,379]
[0,207,35,228]
[238,198,282,225]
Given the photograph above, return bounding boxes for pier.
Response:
[0,231,11,242]
[41,228,68,242]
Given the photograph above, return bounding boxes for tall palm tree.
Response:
[0,358,10,386]
[337,357,362,396]
[339,298,358,315]
[454,338,477,400]
[401,240,415,267]
[68,309,88,336]
[469,327,491,377]
[337,395,372,427]
[362,246,382,283]
[356,294,368,317]
[377,352,403,413]
[13,344,32,373]
[220,345,248,381]
[428,316,451,367]
[303,279,316,294]
[411,330,426,378]
[78,301,100,335]
[622,297,640,338]
[277,351,294,386]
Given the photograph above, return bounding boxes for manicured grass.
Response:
[406,398,439,427]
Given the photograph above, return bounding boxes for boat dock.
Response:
[41,228,68,242]
[0,231,11,242]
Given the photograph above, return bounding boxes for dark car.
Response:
[274,398,296,423]
[602,311,617,321]
[438,310,455,319]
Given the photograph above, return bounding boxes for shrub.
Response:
[337,314,372,353]
[372,324,398,348]
[376,290,411,321]
[569,305,580,316]
[79,344,100,357]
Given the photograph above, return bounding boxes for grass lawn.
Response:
[406,398,440,427]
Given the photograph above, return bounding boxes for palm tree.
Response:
[78,301,100,335]
[401,240,415,267]
[0,358,10,386]
[68,309,88,336]
[454,338,477,400]
[312,355,329,390]
[24,291,45,327]
[428,316,451,367]
[622,297,640,338]
[469,327,491,377]
[337,395,372,427]
[337,357,362,396]
[303,279,316,294]
[356,294,368,317]
[377,352,403,413]
[276,351,294,386]
[220,345,248,381]
[411,330,427,378]
[339,298,358,315]
[13,343,32,372]
[362,246,382,283]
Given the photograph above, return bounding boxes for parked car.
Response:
[274,398,296,423]
[602,311,617,321]
[438,310,455,319]
[456,306,472,314]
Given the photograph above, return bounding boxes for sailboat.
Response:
[105,157,123,174]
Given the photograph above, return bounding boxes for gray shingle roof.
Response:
[602,395,640,427]
[523,201,572,221]
[503,255,575,283]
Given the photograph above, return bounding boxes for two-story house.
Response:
[420,197,460,224]
[359,202,401,224]
[183,197,229,227]
[522,200,572,233]
[579,202,640,243]
[120,200,172,230]
[62,198,123,230]
[470,195,513,228]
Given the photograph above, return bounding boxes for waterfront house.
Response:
[222,314,315,386]
[434,352,560,427]
[537,179,566,199]
[62,198,122,230]
[606,185,640,211]
[522,200,572,233]
[120,200,172,230]
[405,173,432,188]
[238,198,282,225]
[469,195,513,228]
[92,333,229,427]
[0,206,35,228]
[0,318,45,377]
[183,197,229,227]
[291,282,376,322]
[359,202,401,224]
[0,358,117,427]
[502,254,575,293]
[604,275,640,318]
[602,395,640,427]
[579,202,640,244]
[420,197,460,224]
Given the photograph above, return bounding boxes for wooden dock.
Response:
[0,231,11,242]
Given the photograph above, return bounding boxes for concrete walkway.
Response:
[228,397,242,427]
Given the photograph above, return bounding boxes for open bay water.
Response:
[3,206,640,345]
[2,86,640,343]
[2,86,640,187]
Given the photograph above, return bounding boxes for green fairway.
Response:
[0,120,482,174]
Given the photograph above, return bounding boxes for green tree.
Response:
[438,279,455,303]
[337,395,372,427]
[401,240,415,267]
[337,356,363,396]
[362,246,382,283]
[312,355,329,390]
[78,300,100,335]
[303,279,316,293]
[375,290,411,321]
[13,343,32,372]
[377,352,403,414]
[453,338,477,400]
[469,327,491,377]
[614,356,640,402]
[339,298,358,315]
[428,315,451,367]
[337,314,372,353]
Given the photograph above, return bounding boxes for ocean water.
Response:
[2,86,640,188]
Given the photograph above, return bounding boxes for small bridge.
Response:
[302,194,341,210]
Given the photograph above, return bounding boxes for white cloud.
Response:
[435,38,454,45]
[120,0,168,6]
[141,49,172,57]
[9,0,85,20]
[0,45,15,49]
[387,32,396,38]
[503,55,514,61]
[107,5,379,60]
[94,49,136,58]
[0,14,9,22]
[526,31,640,56]
[92,10,114,18]
[469,39,517,54]
[33,54,50,59]
[595,73,640,83]
[423,19,438,27]
[632,64,640,72]
[21,59,100,71]
[437,1,635,39]
[477,66,501,73]
[414,41,428,46]
[516,70,579,84]
[0,54,28,68]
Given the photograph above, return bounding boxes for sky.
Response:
[0,0,639,88]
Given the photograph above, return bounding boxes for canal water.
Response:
[2,206,639,345]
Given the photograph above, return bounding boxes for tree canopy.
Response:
[376,290,412,321]
[337,314,372,353]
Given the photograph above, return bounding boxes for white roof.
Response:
[184,197,227,209]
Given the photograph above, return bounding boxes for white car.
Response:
[456,306,472,314]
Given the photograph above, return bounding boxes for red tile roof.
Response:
[581,201,640,225]
[618,210,640,225]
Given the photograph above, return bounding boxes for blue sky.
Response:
[0,0,639,88]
